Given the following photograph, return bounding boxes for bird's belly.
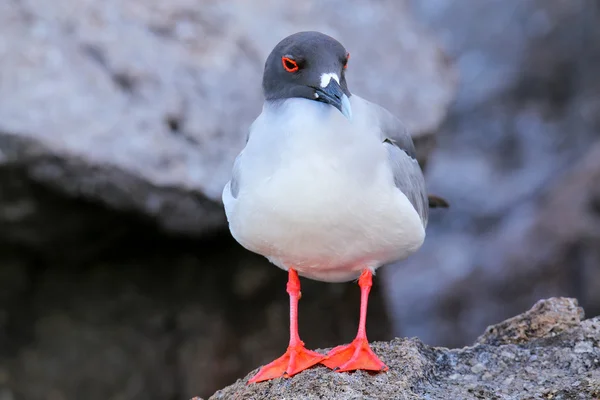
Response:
[229,161,425,282]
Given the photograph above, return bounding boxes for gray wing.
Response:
[376,106,429,227]
[228,151,243,199]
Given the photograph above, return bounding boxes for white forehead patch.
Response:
[320,73,340,88]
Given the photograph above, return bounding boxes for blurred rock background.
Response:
[0,1,597,399]
[384,0,600,348]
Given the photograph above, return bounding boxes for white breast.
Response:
[223,98,425,282]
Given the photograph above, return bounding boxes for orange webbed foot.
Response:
[248,344,324,383]
[321,337,388,372]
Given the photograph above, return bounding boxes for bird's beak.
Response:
[314,80,353,121]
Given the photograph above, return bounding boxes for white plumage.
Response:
[222,95,425,282]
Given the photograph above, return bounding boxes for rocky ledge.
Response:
[203,297,600,400]
[0,0,455,243]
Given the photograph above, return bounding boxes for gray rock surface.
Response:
[383,0,600,348]
[0,0,455,240]
[207,298,600,400]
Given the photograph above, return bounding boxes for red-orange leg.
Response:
[321,269,388,372]
[248,268,324,383]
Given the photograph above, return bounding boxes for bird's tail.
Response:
[428,195,449,208]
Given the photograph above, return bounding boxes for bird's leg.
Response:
[248,268,324,383]
[322,269,388,372]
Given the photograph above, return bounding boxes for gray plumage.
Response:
[374,104,429,227]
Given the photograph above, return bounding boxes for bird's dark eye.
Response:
[282,56,299,73]
[343,53,350,70]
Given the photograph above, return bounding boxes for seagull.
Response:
[222,31,448,383]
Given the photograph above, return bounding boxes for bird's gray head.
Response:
[262,31,352,120]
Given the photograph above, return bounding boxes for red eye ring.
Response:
[344,52,350,69]
[282,56,299,73]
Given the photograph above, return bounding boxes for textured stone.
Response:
[207,298,600,400]
[0,0,455,240]
[477,297,584,345]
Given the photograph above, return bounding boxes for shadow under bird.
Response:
[222,31,448,383]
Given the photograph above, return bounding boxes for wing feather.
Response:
[372,102,429,226]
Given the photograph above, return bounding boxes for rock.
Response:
[0,0,455,242]
[0,230,393,400]
[207,298,600,400]
[477,297,584,345]
[384,0,600,347]
[0,167,156,254]
[0,4,457,399]
[508,141,600,316]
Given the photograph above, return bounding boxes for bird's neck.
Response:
[262,98,352,143]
